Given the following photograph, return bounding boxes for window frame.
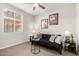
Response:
[3,9,23,32]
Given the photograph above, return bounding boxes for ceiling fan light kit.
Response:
[33,3,38,7]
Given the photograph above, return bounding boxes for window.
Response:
[4,10,23,32]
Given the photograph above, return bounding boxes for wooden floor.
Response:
[0,42,78,56]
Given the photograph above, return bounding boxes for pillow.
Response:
[33,33,38,38]
[49,35,56,42]
[35,38,40,41]
[33,33,41,41]
[55,36,62,44]
[37,33,42,38]
[32,38,40,41]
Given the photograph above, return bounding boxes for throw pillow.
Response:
[49,35,55,42]
[55,36,62,44]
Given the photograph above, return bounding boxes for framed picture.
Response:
[49,13,58,25]
[41,19,48,29]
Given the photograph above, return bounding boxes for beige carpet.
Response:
[0,42,78,56]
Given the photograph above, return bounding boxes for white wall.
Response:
[0,3,78,49]
[0,3,34,49]
[76,4,79,45]
[34,4,77,42]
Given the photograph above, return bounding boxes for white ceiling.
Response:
[9,3,73,16]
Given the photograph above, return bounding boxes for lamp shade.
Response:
[65,31,70,36]
[32,30,36,34]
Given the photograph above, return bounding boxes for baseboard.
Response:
[0,41,29,50]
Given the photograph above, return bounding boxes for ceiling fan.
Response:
[25,3,46,11]
[33,3,46,11]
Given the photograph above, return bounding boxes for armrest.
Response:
[30,36,34,42]
[60,42,63,45]
[59,42,63,50]
[59,42,63,54]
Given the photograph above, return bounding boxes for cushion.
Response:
[49,42,60,48]
[55,36,62,44]
[40,34,51,41]
[49,35,56,42]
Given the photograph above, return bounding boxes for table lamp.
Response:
[65,31,70,43]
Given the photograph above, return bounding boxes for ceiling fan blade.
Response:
[33,6,36,11]
[39,4,45,9]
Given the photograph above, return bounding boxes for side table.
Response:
[30,36,40,54]
[64,41,78,55]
